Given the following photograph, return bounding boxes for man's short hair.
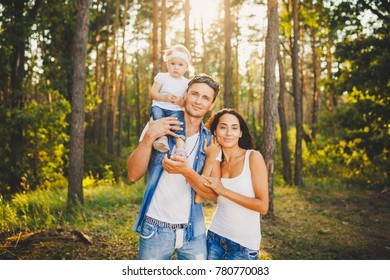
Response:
[188,74,220,102]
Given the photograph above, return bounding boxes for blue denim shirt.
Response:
[132,122,212,241]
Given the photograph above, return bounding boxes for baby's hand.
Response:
[174,97,185,107]
[166,94,177,104]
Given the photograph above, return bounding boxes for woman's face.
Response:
[215,113,242,148]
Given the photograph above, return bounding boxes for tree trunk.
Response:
[152,0,159,78]
[161,0,167,72]
[292,0,303,187]
[326,36,334,112]
[107,0,120,154]
[99,4,111,146]
[262,0,279,219]
[224,0,233,108]
[234,4,240,111]
[91,23,101,144]
[9,0,27,193]
[8,0,42,193]
[134,55,141,137]
[185,0,191,49]
[201,17,207,73]
[277,47,292,185]
[117,0,129,157]
[310,11,320,140]
[68,0,90,206]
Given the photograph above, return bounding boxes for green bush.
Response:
[84,144,127,182]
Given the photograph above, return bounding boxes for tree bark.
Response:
[68,0,90,206]
[185,0,191,49]
[152,0,159,78]
[262,0,279,219]
[107,0,120,154]
[161,0,167,72]
[310,12,320,140]
[117,0,129,157]
[277,46,292,185]
[201,17,207,73]
[292,0,303,187]
[224,0,233,108]
[8,0,42,193]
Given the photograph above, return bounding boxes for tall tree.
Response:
[277,46,292,185]
[161,0,167,72]
[107,0,120,154]
[117,0,130,156]
[224,0,233,108]
[262,0,279,219]
[308,0,321,140]
[6,0,42,193]
[292,0,303,187]
[68,0,90,206]
[185,0,191,49]
[152,0,159,78]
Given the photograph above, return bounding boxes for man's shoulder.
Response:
[199,123,212,137]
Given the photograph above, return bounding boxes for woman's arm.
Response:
[203,151,269,214]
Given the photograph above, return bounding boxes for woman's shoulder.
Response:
[248,150,265,166]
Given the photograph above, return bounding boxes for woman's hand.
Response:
[202,175,224,195]
[203,136,221,161]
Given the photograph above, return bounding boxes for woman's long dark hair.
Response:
[205,108,254,150]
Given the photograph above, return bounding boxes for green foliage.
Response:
[316,101,389,188]
[0,187,68,232]
[84,143,127,182]
[0,181,145,234]
[0,91,70,193]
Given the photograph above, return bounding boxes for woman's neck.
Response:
[222,146,243,162]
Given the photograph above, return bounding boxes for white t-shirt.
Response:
[151,72,188,111]
[140,127,200,224]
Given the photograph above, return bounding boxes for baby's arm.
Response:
[149,81,175,103]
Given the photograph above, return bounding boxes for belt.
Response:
[144,216,189,229]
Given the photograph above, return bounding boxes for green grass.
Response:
[1,178,389,260]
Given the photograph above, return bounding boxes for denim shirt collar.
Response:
[133,122,211,241]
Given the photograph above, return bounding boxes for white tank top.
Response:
[209,150,261,250]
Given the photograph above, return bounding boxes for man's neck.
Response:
[185,115,202,137]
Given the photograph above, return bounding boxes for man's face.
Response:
[184,83,215,118]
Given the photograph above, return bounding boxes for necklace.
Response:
[186,133,200,158]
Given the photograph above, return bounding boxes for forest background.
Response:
[0,0,389,260]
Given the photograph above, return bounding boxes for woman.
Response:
[203,108,269,260]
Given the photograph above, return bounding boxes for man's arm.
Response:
[162,155,218,201]
[127,117,183,182]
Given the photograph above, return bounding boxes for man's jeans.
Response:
[138,220,207,260]
[207,231,259,260]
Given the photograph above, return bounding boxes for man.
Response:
[127,74,220,260]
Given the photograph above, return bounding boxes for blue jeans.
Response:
[138,220,207,260]
[150,106,186,141]
[207,231,259,260]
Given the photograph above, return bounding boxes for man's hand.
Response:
[162,154,190,174]
[146,117,183,141]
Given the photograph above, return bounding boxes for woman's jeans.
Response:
[207,231,259,260]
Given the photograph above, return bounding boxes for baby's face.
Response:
[167,57,188,79]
